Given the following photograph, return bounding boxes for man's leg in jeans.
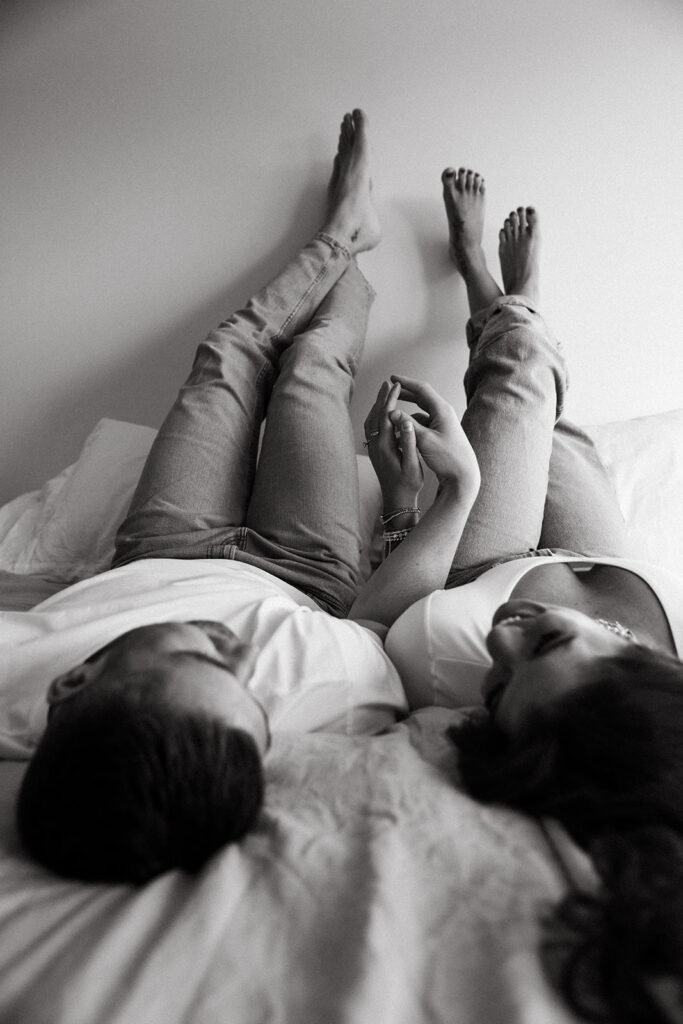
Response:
[243,261,374,615]
[113,109,380,567]
[113,234,353,565]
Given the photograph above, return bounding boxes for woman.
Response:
[364,168,683,1023]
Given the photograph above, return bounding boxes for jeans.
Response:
[447,296,629,588]
[113,234,375,618]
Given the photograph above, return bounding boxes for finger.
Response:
[379,381,401,448]
[390,374,442,413]
[411,412,431,427]
[383,379,402,415]
[364,380,391,437]
[397,415,420,474]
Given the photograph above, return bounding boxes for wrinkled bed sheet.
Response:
[0,708,583,1024]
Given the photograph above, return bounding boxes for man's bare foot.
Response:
[441,167,502,316]
[498,207,541,304]
[323,109,381,256]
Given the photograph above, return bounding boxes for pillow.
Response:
[583,407,683,580]
[0,419,384,583]
[0,420,157,581]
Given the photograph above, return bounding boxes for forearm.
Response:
[348,477,479,627]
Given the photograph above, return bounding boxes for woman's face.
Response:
[482,599,636,736]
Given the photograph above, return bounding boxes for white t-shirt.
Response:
[0,559,407,758]
[385,555,683,710]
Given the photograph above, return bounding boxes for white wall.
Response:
[2,0,682,505]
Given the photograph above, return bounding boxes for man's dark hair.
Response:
[448,645,683,1024]
[16,674,264,884]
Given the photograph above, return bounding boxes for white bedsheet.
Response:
[0,710,585,1024]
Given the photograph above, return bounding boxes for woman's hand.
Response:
[364,380,424,508]
[389,375,480,491]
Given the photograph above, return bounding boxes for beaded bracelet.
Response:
[379,507,421,526]
[382,526,414,559]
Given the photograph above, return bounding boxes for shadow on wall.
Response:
[5,190,474,506]
[350,194,472,452]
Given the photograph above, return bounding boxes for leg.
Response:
[113,109,379,567]
[442,167,502,316]
[112,234,353,565]
[452,293,567,570]
[240,261,374,615]
[441,180,564,574]
[539,418,631,556]
[479,199,629,556]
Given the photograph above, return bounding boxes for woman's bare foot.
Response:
[498,207,541,304]
[441,167,502,316]
[323,109,381,256]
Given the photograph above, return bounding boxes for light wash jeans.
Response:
[113,234,375,617]
[447,296,629,587]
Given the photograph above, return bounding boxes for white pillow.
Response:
[583,408,683,579]
[0,420,157,581]
[0,409,681,583]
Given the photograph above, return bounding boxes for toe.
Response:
[442,167,455,183]
[465,169,474,189]
[517,206,527,230]
[526,206,537,229]
[353,108,367,138]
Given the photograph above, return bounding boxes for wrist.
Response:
[381,510,420,532]
[380,496,421,533]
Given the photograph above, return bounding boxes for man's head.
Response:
[16,621,269,884]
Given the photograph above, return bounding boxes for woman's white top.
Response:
[0,559,407,758]
[385,555,683,710]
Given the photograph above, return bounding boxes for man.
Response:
[12,110,479,883]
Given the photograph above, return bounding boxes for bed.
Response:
[1,409,682,1024]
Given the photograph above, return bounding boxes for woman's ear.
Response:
[46,661,97,708]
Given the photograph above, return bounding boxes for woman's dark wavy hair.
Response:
[16,671,265,884]
[448,644,683,1023]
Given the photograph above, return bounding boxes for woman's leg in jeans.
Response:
[440,171,629,582]
[441,172,564,578]
[539,418,630,555]
[245,262,374,613]
[114,109,380,566]
[453,295,566,568]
